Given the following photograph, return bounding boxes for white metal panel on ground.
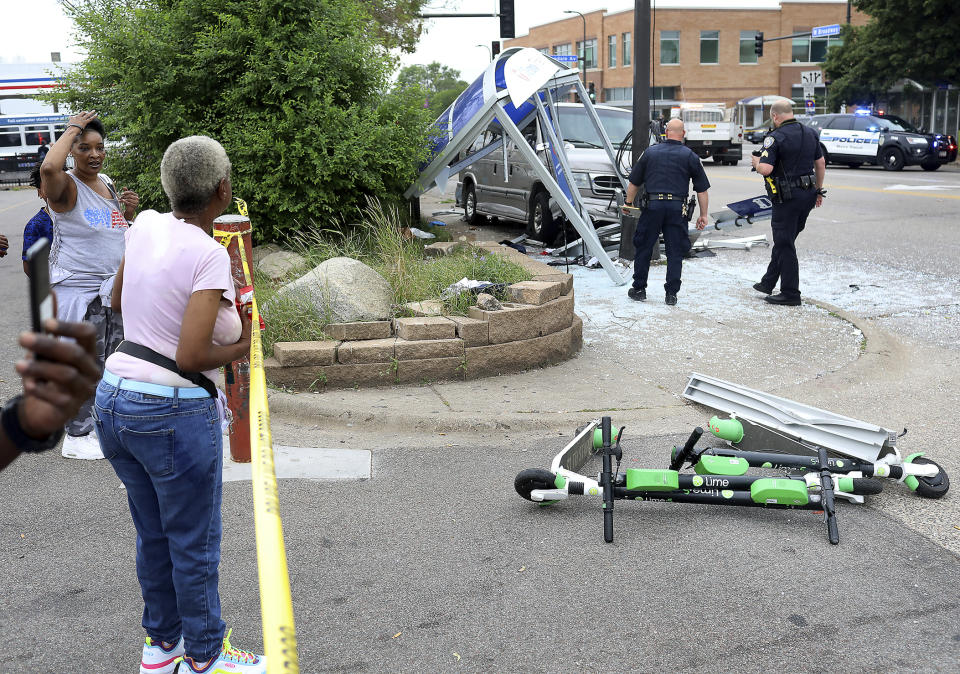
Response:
[683,372,897,463]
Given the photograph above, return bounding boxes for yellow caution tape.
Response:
[212,228,254,287]
[215,200,299,672]
[235,197,249,218]
[249,295,299,673]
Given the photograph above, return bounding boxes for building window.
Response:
[603,86,633,103]
[700,30,719,64]
[652,86,676,101]
[740,30,759,64]
[792,29,842,63]
[578,38,597,69]
[0,127,22,148]
[538,47,550,55]
[602,86,676,103]
[553,43,572,57]
[608,34,617,68]
[660,30,679,65]
[622,32,631,66]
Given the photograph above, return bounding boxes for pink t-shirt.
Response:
[105,210,242,387]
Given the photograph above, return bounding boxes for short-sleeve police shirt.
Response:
[628,139,710,195]
[758,118,823,177]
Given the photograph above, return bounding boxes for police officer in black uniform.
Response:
[751,99,826,306]
[624,118,710,306]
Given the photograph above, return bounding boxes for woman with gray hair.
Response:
[93,136,266,673]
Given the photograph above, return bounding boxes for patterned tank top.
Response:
[49,172,128,283]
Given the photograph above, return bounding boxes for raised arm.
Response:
[41,111,98,211]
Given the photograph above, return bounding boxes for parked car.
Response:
[455,103,631,243]
[744,121,772,144]
[875,112,958,165]
[807,112,955,170]
[744,114,812,143]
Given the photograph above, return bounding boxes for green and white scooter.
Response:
[514,417,949,545]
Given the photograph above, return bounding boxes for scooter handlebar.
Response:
[669,427,704,471]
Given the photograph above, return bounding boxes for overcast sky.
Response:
[3,1,835,80]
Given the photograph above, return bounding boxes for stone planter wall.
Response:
[263,242,582,390]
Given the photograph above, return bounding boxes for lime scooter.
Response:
[514,417,949,545]
[682,415,949,499]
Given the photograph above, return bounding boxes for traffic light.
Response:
[500,0,515,39]
[588,82,596,103]
[492,40,501,58]
[754,32,764,57]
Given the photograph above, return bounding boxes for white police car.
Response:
[807,111,955,171]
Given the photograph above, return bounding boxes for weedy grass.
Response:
[257,198,530,356]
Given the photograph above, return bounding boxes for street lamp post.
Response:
[476,43,492,62]
[564,9,587,94]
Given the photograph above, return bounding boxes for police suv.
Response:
[807,112,957,171]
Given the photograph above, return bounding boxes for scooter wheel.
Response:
[910,457,950,499]
[514,468,558,501]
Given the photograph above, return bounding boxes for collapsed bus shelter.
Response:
[405,47,629,285]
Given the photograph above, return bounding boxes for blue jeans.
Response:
[93,379,225,661]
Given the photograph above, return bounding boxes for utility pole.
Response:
[632,0,651,165]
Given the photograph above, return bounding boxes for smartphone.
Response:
[26,237,53,333]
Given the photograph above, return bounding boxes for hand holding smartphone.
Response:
[26,238,53,334]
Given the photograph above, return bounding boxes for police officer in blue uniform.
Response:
[751,99,826,306]
[624,118,710,306]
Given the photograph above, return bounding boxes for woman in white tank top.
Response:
[40,111,140,457]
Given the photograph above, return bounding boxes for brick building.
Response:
[504,0,868,126]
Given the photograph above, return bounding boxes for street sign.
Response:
[812,24,841,38]
[805,99,816,113]
[800,70,823,85]
[553,55,578,63]
[802,84,816,98]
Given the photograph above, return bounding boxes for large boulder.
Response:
[273,257,393,323]
[258,250,307,281]
[252,243,282,265]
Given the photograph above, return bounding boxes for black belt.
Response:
[786,174,817,189]
[647,193,686,201]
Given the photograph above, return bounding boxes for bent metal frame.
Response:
[405,47,629,285]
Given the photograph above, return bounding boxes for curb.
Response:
[268,298,900,436]
[267,387,697,436]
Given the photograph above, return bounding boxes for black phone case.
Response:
[26,237,52,333]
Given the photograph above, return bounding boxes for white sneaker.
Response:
[178,629,267,673]
[61,432,104,460]
[140,636,185,674]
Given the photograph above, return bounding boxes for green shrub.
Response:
[50,0,434,243]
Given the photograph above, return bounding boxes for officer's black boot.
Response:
[765,293,801,306]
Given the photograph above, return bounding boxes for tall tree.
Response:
[50,0,434,242]
[394,62,467,111]
[823,0,958,109]
[362,0,430,53]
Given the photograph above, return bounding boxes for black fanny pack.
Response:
[115,341,218,398]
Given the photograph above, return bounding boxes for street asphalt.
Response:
[0,155,958,671]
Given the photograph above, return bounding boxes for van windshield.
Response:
[557,106,634,149]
